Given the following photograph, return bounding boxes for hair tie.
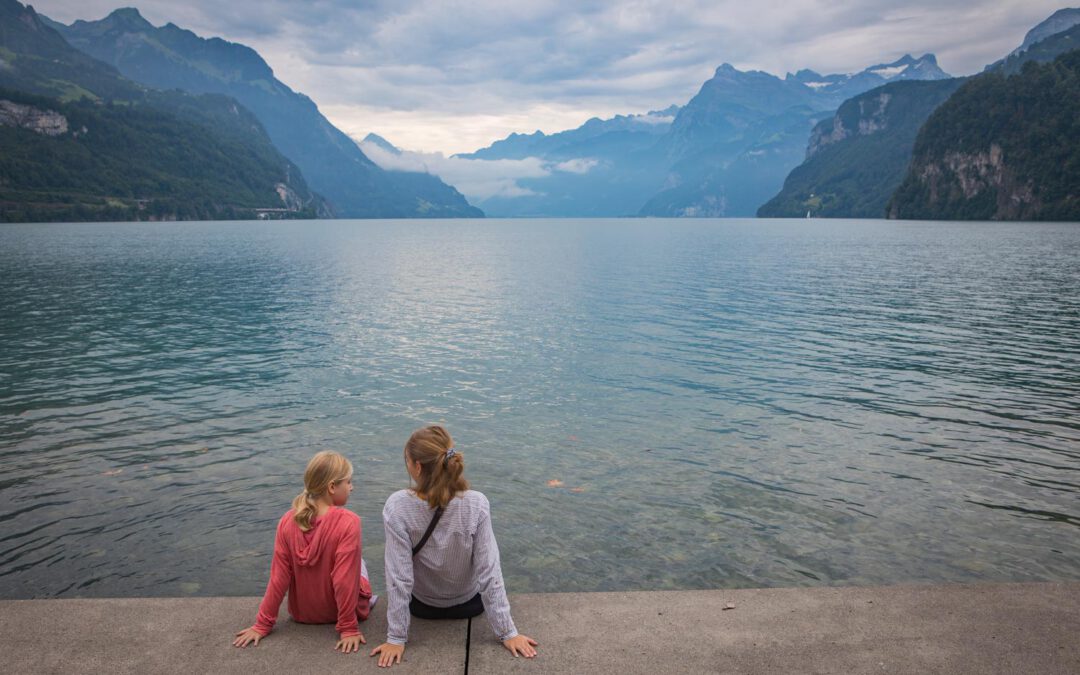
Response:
[444,447,456,466]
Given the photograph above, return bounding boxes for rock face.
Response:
[896,144,1039,220]
[0,99,67,135]
[274,182,306,211]
[806,92,892,159]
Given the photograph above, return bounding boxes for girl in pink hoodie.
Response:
[233,451,374,653]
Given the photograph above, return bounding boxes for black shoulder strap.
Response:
[412,506,444,556]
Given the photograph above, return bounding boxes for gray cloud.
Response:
[36,1,1069,153]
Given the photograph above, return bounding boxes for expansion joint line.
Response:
[463,617,473,674]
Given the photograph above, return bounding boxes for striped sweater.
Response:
[382,489,518,644]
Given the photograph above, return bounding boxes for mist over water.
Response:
[1,218,1078,599]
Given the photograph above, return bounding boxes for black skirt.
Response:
[409,592,484,620]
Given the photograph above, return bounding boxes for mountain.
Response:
[761,8,1080,220]
[0,0,325,222]
[362,133,403,156]
[48,7,482,218]
[457,106,677,162]
[999,7,1080,62]
[0,1,142,101]
[888,49,1080,221]
[757,78,964,218]
[658,55,948,163]
[993,22,1080,75]
[641,104,831,217]
[787,54,950,102]
[450,55,948,218]
[637,55,950,217]
[453,107,677,217]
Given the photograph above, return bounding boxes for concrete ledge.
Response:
[470,583,1080,674]
[0,596,465,674]
[1,583,1078,674]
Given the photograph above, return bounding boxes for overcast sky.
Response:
[35,1,1070,155]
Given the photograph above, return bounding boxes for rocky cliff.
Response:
[904,144,1038,220]
[0,99,68,135]
[888,50,1080,221]
[805,91,892,158]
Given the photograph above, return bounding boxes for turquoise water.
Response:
[1,218,1078,599]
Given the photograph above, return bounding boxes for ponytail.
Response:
[292,451,353,531]
[405,425,470,509]
[291,490,319,532]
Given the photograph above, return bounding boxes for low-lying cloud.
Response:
[358,140,544,201]
[358,138,601,202]
[554,158,600,174]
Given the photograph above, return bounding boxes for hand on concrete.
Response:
[232,626,264,648]
[371,642,405,667]
[503,634,539,658]
[336,632,366,653]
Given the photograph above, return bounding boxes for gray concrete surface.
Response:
[0,596,466,674]
[1,583,1078,674]
[470,583,1080,674]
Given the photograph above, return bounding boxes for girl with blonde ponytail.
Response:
[371,426,538,667]
[233,451,374,653]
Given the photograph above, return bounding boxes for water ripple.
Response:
[1,219,1079,598]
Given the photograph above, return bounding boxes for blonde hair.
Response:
[291,451,353,531]
[405,425,468,509]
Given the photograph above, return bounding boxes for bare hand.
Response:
[233,627,264,648]
[503,634,538,658]
[336,632,366,653]
[371,642,405,667]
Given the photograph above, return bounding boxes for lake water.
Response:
[1,218,1079,599]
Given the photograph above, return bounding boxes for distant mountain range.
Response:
[0,0,326,222]
[457,106,679,162]
[660,55,948,160]
[762,7,1080,221]
[421,55,950,218]
[42,8,482,219]
[449,107,677,217]
[788,54,951,99]
[638,55,950,218]
[3,2,1076,223]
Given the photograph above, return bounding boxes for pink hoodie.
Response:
[253,507,372,637]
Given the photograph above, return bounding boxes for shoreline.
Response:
[2,582,1078,673]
